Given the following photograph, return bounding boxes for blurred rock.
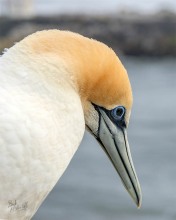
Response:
[0,11,175,56]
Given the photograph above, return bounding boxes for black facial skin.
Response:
[93,104,126,129]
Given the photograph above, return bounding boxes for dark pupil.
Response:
[116,108,123,117]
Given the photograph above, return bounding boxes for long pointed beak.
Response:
[97,108,142,207]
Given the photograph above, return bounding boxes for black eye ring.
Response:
[111,106,125,120]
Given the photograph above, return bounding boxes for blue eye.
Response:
[111,106,125,120]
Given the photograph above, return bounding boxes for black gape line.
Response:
[121,128,140,203]
[90,103,100,135]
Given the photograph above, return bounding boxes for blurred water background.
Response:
[0,0,176,219]
[0,0,176,16]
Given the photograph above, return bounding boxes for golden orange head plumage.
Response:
[23,30,132,113]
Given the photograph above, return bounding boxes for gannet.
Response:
[0,30,141,219]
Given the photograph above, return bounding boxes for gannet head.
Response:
[77,39,142,208]
[70,32,142,207]
[21,30,141,207]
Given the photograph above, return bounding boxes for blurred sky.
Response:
[0,0,176,17]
